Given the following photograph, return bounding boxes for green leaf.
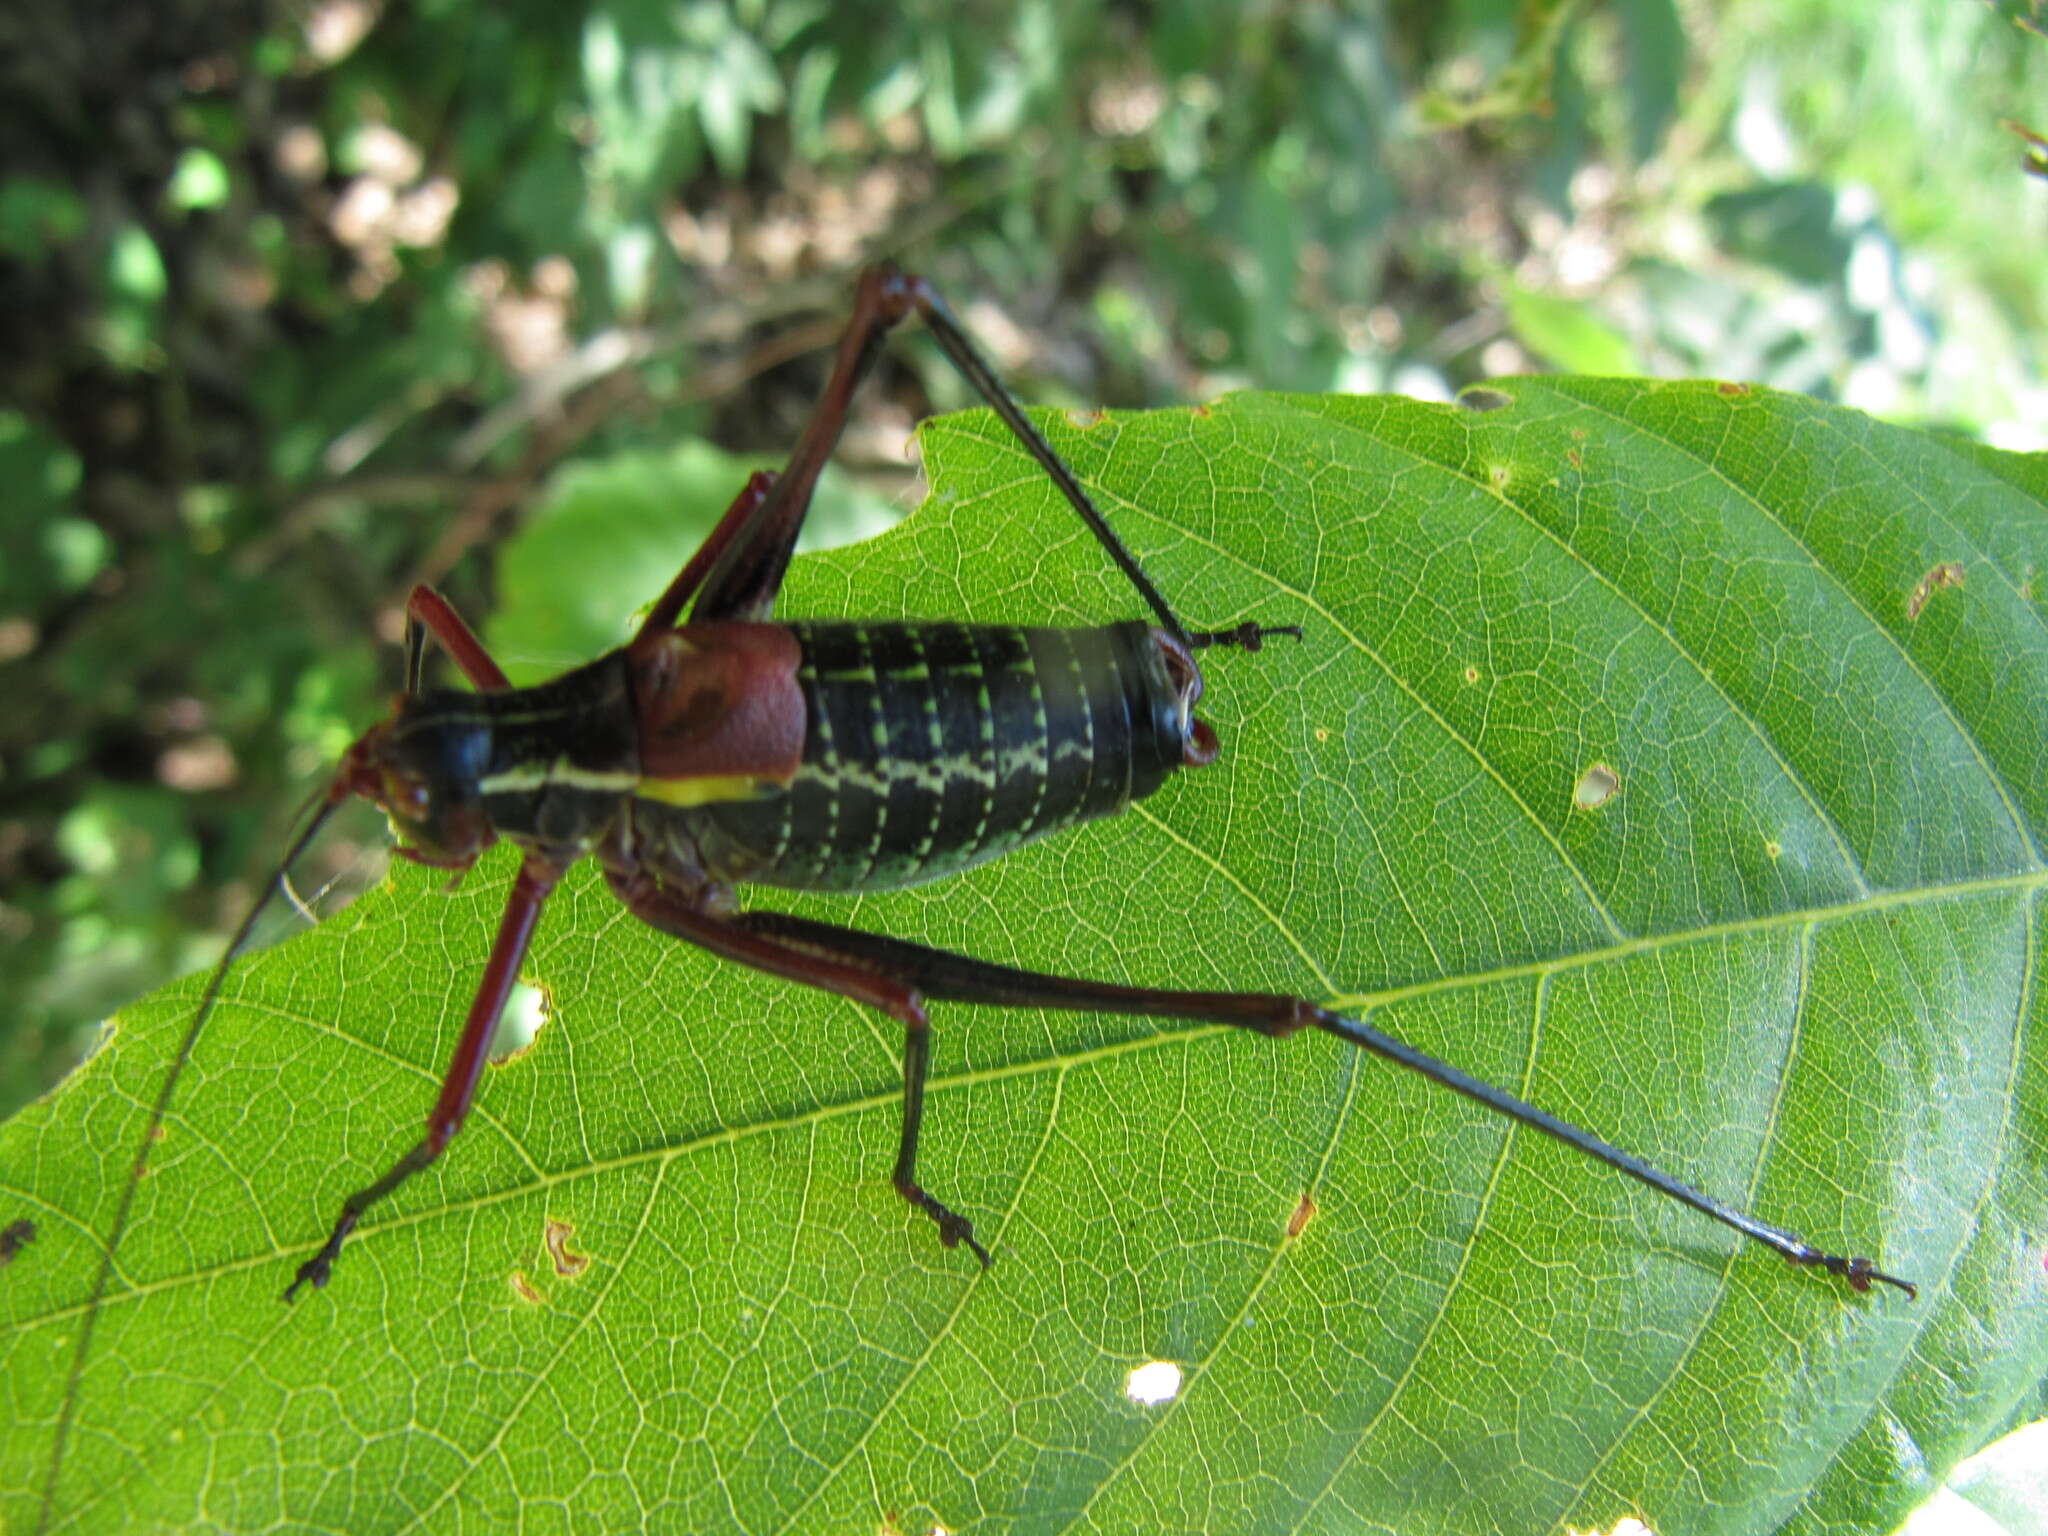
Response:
[164,148,233,212]
[488,438,903,682]
[105,223,167,304]
[1616,0,1685,163]
[5,382,2045,1535]
[1505,282,1642,375]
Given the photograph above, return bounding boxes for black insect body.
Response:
[46,263,1914,1523]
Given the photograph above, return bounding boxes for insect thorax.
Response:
[463,653,643,855]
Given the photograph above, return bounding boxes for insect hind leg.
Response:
[726,908,1913,1298]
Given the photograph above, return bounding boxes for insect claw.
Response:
[284,1213,357,1301]
[1847,1256,1918,1300]
[1786,1247,1917,1300]
[941,1214,992,1270]
[1187,621,1305,653]
[904,1182,991,1269]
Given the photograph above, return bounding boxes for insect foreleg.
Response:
[604,869,989,1264]
[404,584,511,693]
[283,854,563,1299]
[726,908,1915,1298]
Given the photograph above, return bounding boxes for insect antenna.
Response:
[40,782,347,1530]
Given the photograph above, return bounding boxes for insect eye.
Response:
[386,774,431,817]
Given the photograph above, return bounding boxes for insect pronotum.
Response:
[44,262,1914,1523]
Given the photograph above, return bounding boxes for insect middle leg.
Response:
[605,869,991,1264]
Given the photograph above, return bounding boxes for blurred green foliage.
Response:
[1,0,2043,1116]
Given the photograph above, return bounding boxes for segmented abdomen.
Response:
[691,620,1188,891]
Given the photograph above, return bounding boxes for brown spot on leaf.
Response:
[1765,840,1782,860]
[1461,387,1512,413]
[1717,381,1752,396]
[1464,665,1481,685]
[1287,1193,1317,1239]
[508,1270,543,1305]
[0,1218,35,1265]
[1905,562,1965,620]
[545,1218,589,1278]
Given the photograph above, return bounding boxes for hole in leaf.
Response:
[1573,763,1620,811]
[490,980,549,1063]
[1125,1359,1183,1406]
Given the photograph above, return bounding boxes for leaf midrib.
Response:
[9,864,2039,1337]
